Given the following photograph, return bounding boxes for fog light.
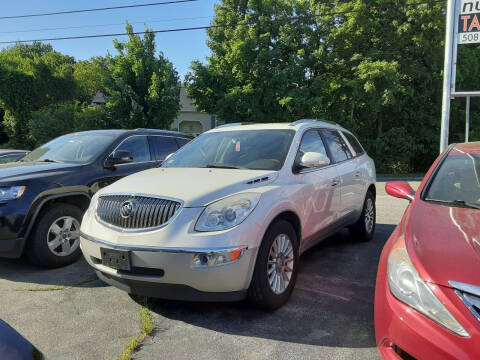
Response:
[192,247,247,268]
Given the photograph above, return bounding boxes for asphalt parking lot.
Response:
[0,181,419,360]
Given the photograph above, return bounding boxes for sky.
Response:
[0,0,217,79]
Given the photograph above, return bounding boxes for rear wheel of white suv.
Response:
[248,220,299,310]
[349,190,376,242]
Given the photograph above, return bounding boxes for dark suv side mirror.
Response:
[105,150,133,168]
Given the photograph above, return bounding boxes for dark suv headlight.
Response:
[0,186,26,201]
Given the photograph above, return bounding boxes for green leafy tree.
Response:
[0,43,76,147]
[29,102,107,146]
[105,24,180,129]
[186,0,326,123]
[73,57,109,103]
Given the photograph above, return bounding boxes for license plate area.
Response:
[100,248,131,271]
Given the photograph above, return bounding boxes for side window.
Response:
[149,136,179,160]
[295,130,330,170]
[321,129,352,163]
[116,136,151,163]
[342,131,365,157]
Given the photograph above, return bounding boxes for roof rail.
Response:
[289,119,338,127]
[216,122,256,128]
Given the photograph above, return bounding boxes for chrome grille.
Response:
[96,194,181,231]
[450,281,480,323]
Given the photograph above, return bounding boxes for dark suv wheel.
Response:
[248,220,299,310]
[26,203,83,268]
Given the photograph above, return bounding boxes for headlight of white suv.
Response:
[195,193,261,232]
[387,236,469,337]
[0,186,26,201]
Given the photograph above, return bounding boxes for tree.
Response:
[73,57,109,103]
[105,23,181,129]
[0,43,76,147]
[186,0,325,123]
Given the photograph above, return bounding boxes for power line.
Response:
[0,16,214,35]
[0,0,199,20]
[0,0,446,45]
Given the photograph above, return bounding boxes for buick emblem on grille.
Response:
[120,200,137,219]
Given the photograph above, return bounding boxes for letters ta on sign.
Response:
[459,0,480,43]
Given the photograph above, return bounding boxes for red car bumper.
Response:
[375,230,480,360]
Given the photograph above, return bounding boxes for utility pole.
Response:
[440,0,457,153]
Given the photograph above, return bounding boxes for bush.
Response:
[368,127,417,174]
[29,102,109,147]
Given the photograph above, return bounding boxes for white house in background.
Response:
[171,88,215,136]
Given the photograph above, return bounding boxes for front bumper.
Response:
[80,232,258,300]
[375,273,479,360]
[0,237,26,258]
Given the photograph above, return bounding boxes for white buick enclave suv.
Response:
[80,120,376,309]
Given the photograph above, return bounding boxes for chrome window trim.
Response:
[94,192,184,233]
[80,231,248,254]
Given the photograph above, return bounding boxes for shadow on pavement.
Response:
[0,257,104,288]
[144,223,395,348]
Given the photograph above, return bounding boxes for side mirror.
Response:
[105,150,133,168]
[385,181,415,201]
[298,152,331,170]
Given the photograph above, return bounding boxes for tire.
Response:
[26,203,83,268]
[248,220,299,310]
[349,190,376,242]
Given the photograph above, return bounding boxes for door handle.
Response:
[332,179,339,187]
[354,171,361,178]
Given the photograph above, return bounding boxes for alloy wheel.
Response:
[364,198,375,234]
[267,233,294,294]
[47,216,80,257]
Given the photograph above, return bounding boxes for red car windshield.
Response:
[424,152,480,208]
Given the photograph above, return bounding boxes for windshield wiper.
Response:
[425,198,480,210]
[204,164,242,169]
[38,159,61,163]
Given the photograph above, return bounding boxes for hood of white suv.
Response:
[101,167,278,207]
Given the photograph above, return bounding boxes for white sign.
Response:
[459,0,480,43]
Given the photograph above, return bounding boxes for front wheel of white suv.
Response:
[349,190,376,242]
[248,220,299,310]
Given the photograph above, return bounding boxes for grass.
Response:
[18,277,97,292]
[117,301,154,360]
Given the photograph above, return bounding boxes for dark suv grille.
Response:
[96,195,181,231]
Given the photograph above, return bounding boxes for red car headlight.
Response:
[387,236,469,337]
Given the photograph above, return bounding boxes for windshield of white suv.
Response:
[163,129,295,171]
[22,133,117,164]
[424,152,480,209]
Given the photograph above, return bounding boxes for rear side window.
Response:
[149,136,179,160]
[321,129,352,163]
[342,131,365,156]
[117,136,151,163]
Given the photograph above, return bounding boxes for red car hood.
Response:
[406,200,480,288]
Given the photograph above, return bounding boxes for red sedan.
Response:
[375,142,480,359]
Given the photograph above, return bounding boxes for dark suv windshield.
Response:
[22,133,117,164]
[163,129,295,171]
[424,152,480,208]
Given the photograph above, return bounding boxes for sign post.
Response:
[441,0,480,151]
[440,0,458,153]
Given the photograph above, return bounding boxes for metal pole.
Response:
[440,0,457,153]
[466,96,470,142]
